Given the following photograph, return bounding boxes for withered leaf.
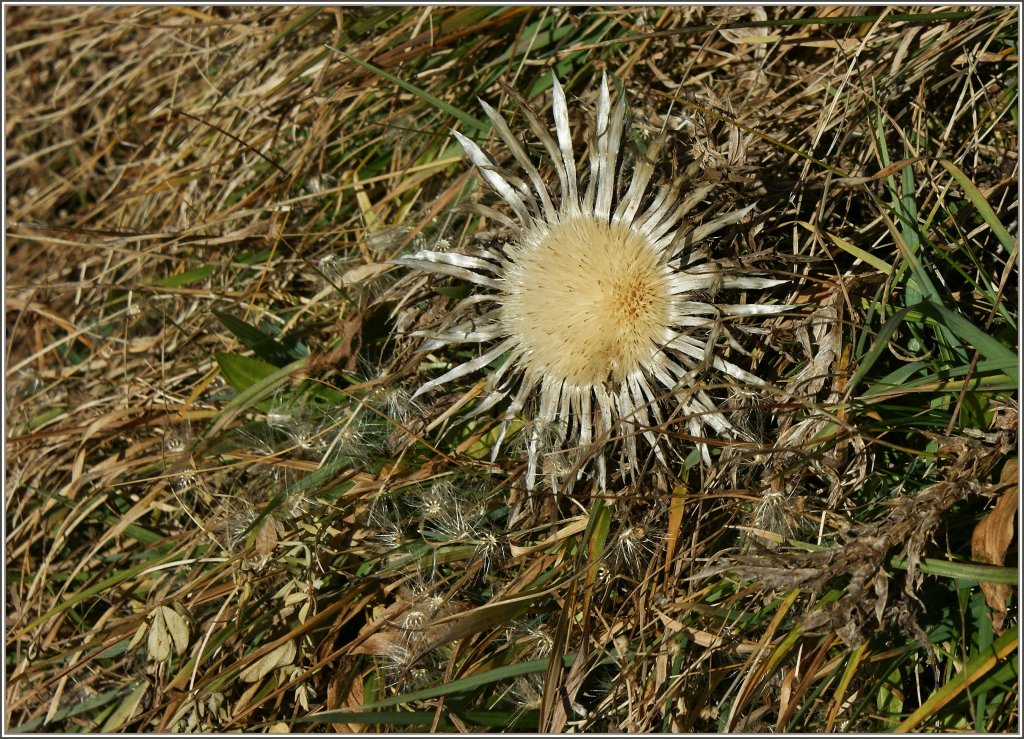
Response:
[162,605,191,657]
[147,608,171,662]
[350,629,403,657]
[254,517,279,557]
[239,640,296,683]
[146,605,189,662]
[971,458,1018,633]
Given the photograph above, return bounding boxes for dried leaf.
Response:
[147,608,171,662]
[971,458,1018,632]
[127,621,148,652]
[327,660,367,733]
[341,261,391,286]
[239,640,296,683]
[255,517,279,557]
[716,6,770,44]
[873,573,889,627]
[350,629,403,657]
[349,592,420,656]
[162,606,191,657]
[127,335,161,353]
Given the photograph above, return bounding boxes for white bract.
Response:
[398,74,785,490]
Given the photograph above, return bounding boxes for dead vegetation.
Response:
[5,5,1018,733]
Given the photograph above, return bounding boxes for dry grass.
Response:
[5,5,1018,733]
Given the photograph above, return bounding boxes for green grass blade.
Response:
[302,654,575,717]
[913,301,1017,375]
[890,557,1018,585]
[14,550,179,637]
[294,708,537,730]
[846,306,914,399]
[99,680,149,732]
[895,625,1017,731]
[329,47,486,134]
[199,357,306,446]
[824,230,894,276]
[939,159,1016,251]
[152,264,216,287]
[8,682,140,733]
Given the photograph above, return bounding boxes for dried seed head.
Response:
[503,217,671,386]
[472,529,508,575]
[364,498,407,554]
[609,518,664,576]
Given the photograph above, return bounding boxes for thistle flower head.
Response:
[399,74,785,489]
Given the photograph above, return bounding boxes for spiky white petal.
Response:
[479,98,556,221]
[550,76,579,213]
[452,130,533,224]
[411,338,515,399]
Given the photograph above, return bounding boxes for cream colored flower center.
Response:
[501,217,670,387]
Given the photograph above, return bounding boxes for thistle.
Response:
[399,74,785,490]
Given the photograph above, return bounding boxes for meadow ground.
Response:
[5,5,1019,732]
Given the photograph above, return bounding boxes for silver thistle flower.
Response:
[399,74,785,490]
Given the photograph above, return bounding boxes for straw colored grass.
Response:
[6,5,1017,732]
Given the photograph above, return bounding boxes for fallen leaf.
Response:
[350,630,400,657]
[327,659,367,733]
[971,458,1018,632]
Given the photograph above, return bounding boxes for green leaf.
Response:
[585,496,614,563]
[864,359,1018,398]
[866,361,926,394]
[215,352,281,393]
[27,406,64,431]
[846,306,915,399]
[769,536,1017,585]
[301,710,437,728]
[213,309,305,366]
[152,264,216,287]
[8,683,140,733]
[889,556,1017,586]
[15,549,179,637]
[296,708,537,730]
[847,301,1017,400]
[876,664,904,718]
[892,159,939,307]
[823,230,894,276]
